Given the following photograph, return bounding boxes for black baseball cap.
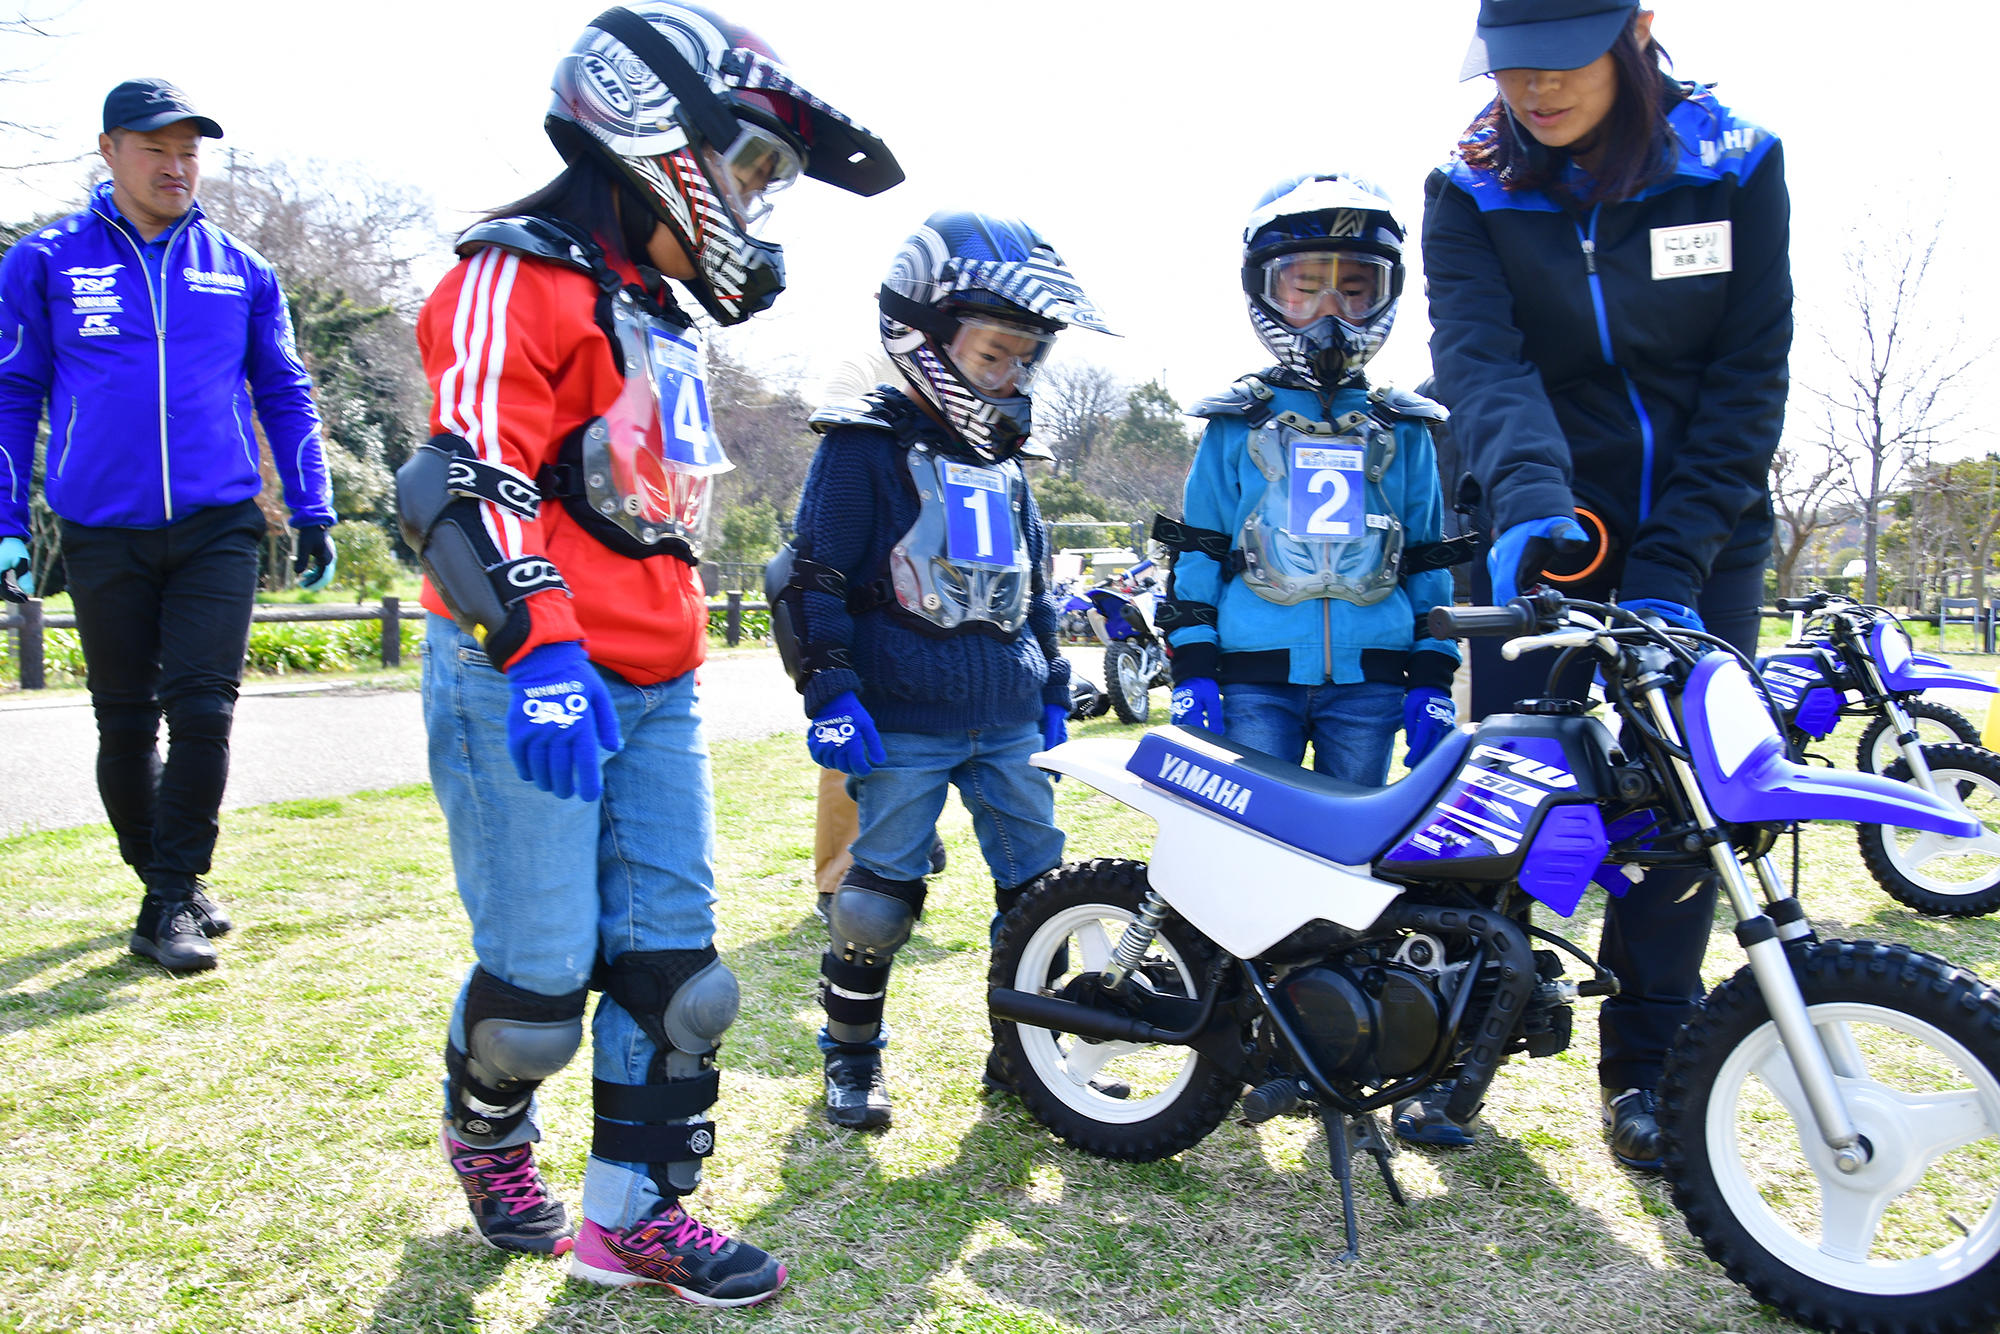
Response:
[1459,0,1638,80]
[102,78,224,138]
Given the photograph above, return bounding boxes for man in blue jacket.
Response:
[0,79,337,973]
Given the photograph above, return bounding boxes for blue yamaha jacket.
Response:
[1163,378,1460,692]
[0,182,334,536]
[1423,85,1791,607]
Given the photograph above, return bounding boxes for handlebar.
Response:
[1429,600,1539,639]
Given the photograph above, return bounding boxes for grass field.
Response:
[2,704,1998,1334]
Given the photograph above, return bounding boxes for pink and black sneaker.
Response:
[441,1129,575,1256]
[568,1204,787,1306]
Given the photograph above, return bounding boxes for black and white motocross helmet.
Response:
[878,211,1115,462]
[1242,173,1404,388]
[547,3,902,326]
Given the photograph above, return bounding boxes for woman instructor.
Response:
[1423,0,1791,1169]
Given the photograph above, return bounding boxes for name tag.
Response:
[1650,221,1732,280]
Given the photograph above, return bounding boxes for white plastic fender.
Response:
[1032,737,1405,960]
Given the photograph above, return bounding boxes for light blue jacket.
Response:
[1164,378,1460,691]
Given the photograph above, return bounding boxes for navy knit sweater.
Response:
[793,391,1071,733]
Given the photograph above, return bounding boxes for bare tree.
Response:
[1812,217,1989,603]
[1767,442,1849,597]
[0,10,80,171]
[1918,452,2000,608]
[1033,359,1123,478]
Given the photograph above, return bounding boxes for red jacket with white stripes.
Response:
[416,243,708,684]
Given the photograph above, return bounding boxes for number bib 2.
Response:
[1286,445,1367,539]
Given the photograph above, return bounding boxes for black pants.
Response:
[1468,553,1767,1090]
[61,500,265,894]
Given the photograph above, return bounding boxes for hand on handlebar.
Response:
[1488,516,1589,603]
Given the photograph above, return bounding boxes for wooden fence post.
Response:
[381,596,401,668]
[18,598,44,691]
[726,591,743,647]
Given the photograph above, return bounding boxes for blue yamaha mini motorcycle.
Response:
[989,591,2000,1333]
[1761,591,2000,915]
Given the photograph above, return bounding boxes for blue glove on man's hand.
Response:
[1041,703,1068,752]
[293,525,337,592]
[1403,686,1457,768]
[1488,515,1588,604]
[1170,677,1224,731]
[808,691,886,776]
[1621,597,1705,632]
[0,536,34,603]
[505,641,622,801]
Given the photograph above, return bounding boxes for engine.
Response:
[1277,961,1443,1085]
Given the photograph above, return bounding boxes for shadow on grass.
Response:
[364,1228,510,1334]
[0,932,151,1033]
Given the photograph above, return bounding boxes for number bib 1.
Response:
[886,443,1032,637]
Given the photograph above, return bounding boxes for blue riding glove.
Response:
[1403,686,1457,768]
[1488,515,1588,604]
[0,536,34,602]
[1170,677,1224,731]
[1041,704,1068,751]
[293,525,337,592]
[505,641,622,801]
[808,691,886,776]
[1621,597,1705,632]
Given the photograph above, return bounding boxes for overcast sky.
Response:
[3,1,1994,457]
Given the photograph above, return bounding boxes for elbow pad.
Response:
[395,433,569,667]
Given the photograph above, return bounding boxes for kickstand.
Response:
[1319,1105,1364,1261]
[1349,1111,1407,1208]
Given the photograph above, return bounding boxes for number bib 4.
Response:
[1237,416,1403,607]
[886,443,1032,637]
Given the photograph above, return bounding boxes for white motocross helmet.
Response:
[546,3,902,325]
[877,211,1115,461]
[1242,173,1405,388]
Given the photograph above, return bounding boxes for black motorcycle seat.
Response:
[1127,725,1472,866]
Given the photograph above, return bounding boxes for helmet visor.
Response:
[698,120,802,233]
[946,315,1056,396]
[1261,252,1395,328]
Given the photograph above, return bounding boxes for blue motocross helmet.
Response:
[1242,173,1404,388]
[878,211,1115,461]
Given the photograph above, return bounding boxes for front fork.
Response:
[1644,686,1871,1172]
[1881,696,1942,791]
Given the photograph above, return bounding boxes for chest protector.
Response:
[1238,407,1403,606]
[459,215,733,566]
[890,440,1032,637]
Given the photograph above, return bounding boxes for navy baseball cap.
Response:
[1459,0,1638,80]
[102,79,224,138]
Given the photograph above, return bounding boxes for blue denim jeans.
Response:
[818,721,1063,1053]
[1221,680,1405,785]
[423,616,714,1230]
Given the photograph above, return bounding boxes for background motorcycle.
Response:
[1761,590,2000,915]
[1086,558,1171,724]
[990,591,2000,1334]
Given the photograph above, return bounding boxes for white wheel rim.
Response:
[1117,649,1147,703]
[1870,715,1972,773]
[1009,901,1200,1124]
[1884,765,2000,896]
[1705,1000,2000,1294]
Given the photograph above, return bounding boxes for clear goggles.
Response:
[698,120,803,233]
[945,315,1056,396]
[1260,251,1395,328]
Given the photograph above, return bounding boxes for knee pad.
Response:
[448,966,587,1142]
[827,867,928,965]
[593,947,737,1197]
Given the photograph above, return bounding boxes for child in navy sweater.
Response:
[775,210,1112,1129]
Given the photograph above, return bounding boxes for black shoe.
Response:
[130,895,220,973]
[1601,1087,1665,1172]
[980,1044,1131,1100]
[187,881,233,937]
[927,835,948,876]
[823,1045,892,1131]
[1392,1080,1475,1148]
